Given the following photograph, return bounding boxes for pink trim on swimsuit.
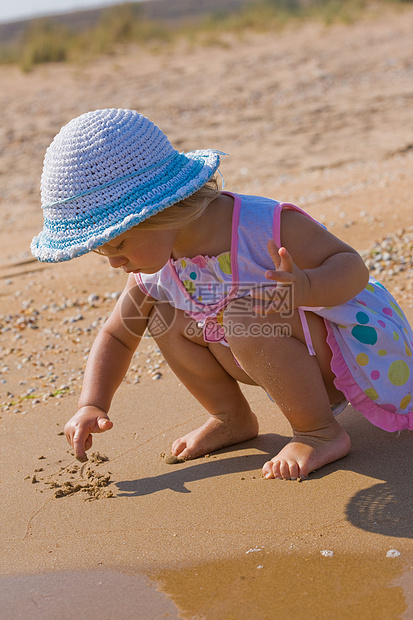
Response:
[298,307,316,356]
[326,323,413,432]
[164,192,241,318]
[135,274,151,297]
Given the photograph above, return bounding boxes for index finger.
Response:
[73,429,90,462]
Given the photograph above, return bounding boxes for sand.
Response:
[1,5,413,618]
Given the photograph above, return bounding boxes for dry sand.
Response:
[1,5,413,618]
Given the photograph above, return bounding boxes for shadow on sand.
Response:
[116,408,413,539]
[115,433,281,496]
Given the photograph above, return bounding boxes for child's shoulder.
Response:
[235,192,280,228]
[234,192,280,209]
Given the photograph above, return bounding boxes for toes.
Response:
[171,438,186,456]
[280,459,300,480]
[170,438,194,461]
[262,460,282,479]
[175,448,192,461]
[262,458,301,480]
[262,460,276,479]
[165,448,192,464]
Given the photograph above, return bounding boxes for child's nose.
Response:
[108,255,127,269]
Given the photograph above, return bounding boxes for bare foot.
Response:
[168,409,259,462]
[262,422,351,480]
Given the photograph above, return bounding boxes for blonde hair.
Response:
[93,176,220,256]
[137,176,220,231]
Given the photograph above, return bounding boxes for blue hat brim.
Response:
[31,149,221,263]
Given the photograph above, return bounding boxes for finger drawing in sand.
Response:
[31,108,413,480]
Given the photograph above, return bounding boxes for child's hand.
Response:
[250,239,309,314]
[64,406,113,462]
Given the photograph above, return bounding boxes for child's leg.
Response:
[223,299,351,479]
[148,303,259,460]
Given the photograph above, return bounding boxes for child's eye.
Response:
[116,240,125,251]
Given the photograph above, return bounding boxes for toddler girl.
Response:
[32,108,413,480]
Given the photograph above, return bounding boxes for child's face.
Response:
[96,227,177,274]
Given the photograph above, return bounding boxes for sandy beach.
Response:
[1,5,413,618]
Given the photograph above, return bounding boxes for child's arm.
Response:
[252,209,369,311]
[64,274,155,461]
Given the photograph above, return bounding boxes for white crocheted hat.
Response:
[31,108,222,262]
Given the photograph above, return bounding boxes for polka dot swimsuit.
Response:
[137,192,413,432]
[172,253,232,302]
[317,279,413,431]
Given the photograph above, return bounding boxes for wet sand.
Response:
[1,5,413,618]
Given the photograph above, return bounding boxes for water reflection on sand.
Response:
[155,551,413,619]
